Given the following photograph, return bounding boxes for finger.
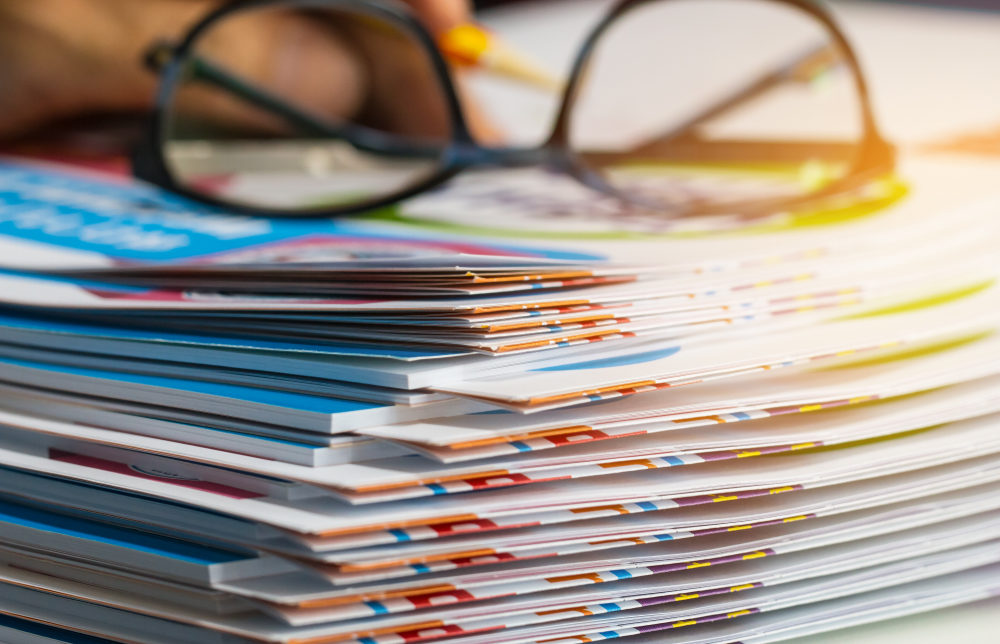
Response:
[171,9,368,136]
[393,0,505,145]
[400,0,472,35]
[453,73,505,144]
[345,16,452,139]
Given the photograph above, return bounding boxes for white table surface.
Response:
[477,0,1000,640]
[477,0,1000,146]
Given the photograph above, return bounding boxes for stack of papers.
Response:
[0,157,999,643]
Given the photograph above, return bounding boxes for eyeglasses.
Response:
[132,0,896,220]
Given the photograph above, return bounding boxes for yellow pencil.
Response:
[438,23,562,92]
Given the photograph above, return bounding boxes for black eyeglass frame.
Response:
[132,0,896,219]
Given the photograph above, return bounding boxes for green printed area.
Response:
[376,171,908,241]
[766,424,945,457]
[305,191,377,209]
[837,280,995,321]
[816,331,995,372]
[737,176,908,235]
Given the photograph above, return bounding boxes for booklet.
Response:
[4,368,998,498]
[1,153,1000,644]
[0,385,411,467]
[0,354,479,434]
[1,534,996,643]
[3,411,1000,539]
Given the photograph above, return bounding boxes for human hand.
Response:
[0,0,489,141]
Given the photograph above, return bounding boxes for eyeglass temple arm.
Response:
[590,43,847,165]
[147,43,443,159]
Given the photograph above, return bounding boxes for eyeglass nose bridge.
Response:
[447,143,569,172]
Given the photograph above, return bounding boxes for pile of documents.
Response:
[0,156,999,643]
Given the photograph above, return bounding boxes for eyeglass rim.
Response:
[551,0,896,213]
[132,0,472,217]
[132,0,896,219]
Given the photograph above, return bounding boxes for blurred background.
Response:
[5,0,1000,169]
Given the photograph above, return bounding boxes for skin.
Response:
[0,0,491,142]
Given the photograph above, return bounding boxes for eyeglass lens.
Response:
[568,0,867,217]
[160,3,453,213]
